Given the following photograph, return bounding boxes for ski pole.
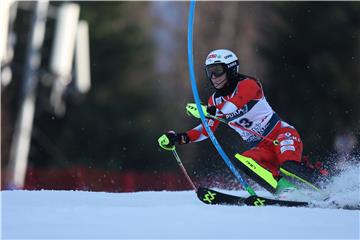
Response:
[171,148,197,191]
[186,103,278,146]
[209,114,279,146]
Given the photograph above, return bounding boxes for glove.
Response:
[186,103,216,119]
[158,131,190,151]
[206,105,217,116]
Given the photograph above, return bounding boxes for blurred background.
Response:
[1,1,359,192]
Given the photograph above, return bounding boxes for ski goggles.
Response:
[205,64,226,79]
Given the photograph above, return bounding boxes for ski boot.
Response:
[274,177,297,200]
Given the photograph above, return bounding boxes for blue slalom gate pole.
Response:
[186,1,255,196]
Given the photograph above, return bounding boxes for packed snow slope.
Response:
[2,165,359,239]
[2,189,359,239]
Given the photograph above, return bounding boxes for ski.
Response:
[196,187,360,210]
[197,186,308,207]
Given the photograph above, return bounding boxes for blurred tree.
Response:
[60,2,168,171]
[258,2,360,161]
[3,2,359,189]
[1,4,35,173]
[26,2,178,171]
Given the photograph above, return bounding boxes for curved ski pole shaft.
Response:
[171,149,197,191]
[208,114,279,146]
[186,103,277,146]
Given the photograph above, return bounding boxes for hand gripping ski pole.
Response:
[187,1,256,196]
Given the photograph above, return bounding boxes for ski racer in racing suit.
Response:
[158,49,325,195]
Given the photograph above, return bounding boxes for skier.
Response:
[158,49,324,196]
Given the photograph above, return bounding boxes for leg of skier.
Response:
[235,122,322,194]
[237,146,297,195]
[275,126,324,191]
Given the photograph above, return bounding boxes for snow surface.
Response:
[2,166,360,239]
[2,189,359,239]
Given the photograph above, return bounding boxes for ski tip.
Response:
[196,187,218,205]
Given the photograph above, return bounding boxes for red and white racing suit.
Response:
[186,78,303,178]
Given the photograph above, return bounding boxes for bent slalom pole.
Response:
[171,149,197,191]
[187,1,255,196]
[215,116,279,145]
